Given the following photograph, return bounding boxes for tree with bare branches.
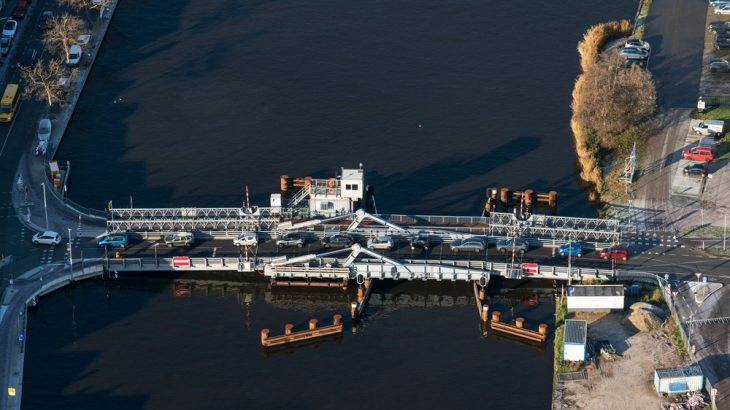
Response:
[42,14,84,63]
[57,0,111,28]
[20,59,75,110]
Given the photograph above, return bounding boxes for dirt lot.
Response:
[555,311,689,409]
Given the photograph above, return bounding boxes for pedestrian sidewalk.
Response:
[11,147,106,238]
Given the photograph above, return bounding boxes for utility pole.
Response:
[68,228,73,277]
[41,182,48,230]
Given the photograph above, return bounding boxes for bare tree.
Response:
[42,14,84,63]
[57,0,111,28]
[20,59,75,110]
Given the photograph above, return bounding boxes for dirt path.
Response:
[557,311,689,409]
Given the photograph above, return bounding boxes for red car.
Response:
[600,246,629,261]
[683,146,713,161]
[12,0,30,19]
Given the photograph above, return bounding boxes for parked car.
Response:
[32,231,61,246]
[164,232,195,247]
[11,0,29,19]
[2,20,17,38]
[715,39,730,50]
[19,49,36,68]
[1,37,11,56]
[558,242,583,257]
[67,45,82,66]
[620,46,649,60]
[716,4,730,14]
[625,38,650,51]
[714,30,730,40]
[600,246,629,261]
[38,11,52,29]
[709,61,730,72]
[97,233,129,248]
[683,163,708,176]
[709,57,730,65]
[409,233,430,250]
[622,59,646,69]
[367,236,393,251]
[322,234,355,249]
[692,119,724,136]
[496,238,529,254]
[233,232,258,247]
[710,0,730,7]
[37,118,51,141]
[708,20,730,32]
[683,146,714,161]
[275,232,304,247]
[450,237,486,253]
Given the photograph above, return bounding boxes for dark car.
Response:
[622,59,646,69]
[19,49,36,68]
[1,37,11,56]
[709,20,730,32]
[683,163,708,176]
[321,234,355,249]
[709,61,730,72]
[11,0,30,19]
[409,234,429,250]
[38,11,52,29]
[715,39,730,50]
[715,30,730,40]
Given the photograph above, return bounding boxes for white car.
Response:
[233,232,258,247]
[715,4,730,14]
[32,231,62,246]
[2,20,17,39]
[625,38,650,51]
[367,236,393,251]
[37,119,51,141]
[67,45,82,66]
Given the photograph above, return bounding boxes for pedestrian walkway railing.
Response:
[42,171,107,220]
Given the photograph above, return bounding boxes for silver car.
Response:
[37,119,51,141]
[450,237,485,252]
[625,38,650,51]
[276,232,304,248]
[367,236,393,251]
[620,46,649,60]
[164,232,195,247]
[233,232,258,247]
[496,238,529,254]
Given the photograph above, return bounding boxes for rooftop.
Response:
[564,319,587,344]
[567,285,624,297]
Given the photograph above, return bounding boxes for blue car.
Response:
[97,233,129,248]
[558,242,582,257]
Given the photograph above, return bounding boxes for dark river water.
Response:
[23,277,557,410]
[38,0,639,408]
[58,0,636,216]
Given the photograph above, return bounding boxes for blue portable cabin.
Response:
[563,320,587,361]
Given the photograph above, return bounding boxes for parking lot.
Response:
[701,7,730,94]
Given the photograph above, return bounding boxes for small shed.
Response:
[567,285,624,312]
[563,320,587,362]
[654,365,704,395]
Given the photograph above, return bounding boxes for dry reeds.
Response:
[577,20,633,71]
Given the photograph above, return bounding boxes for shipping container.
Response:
[654,365,704,395]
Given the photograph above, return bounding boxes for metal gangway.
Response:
[107,206,295,232]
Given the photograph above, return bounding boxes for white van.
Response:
[692,119,724,136]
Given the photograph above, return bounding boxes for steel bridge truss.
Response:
[489,212,620,242]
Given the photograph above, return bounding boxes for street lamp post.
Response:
[724,214,727,251]
[41,182,48,230]
[68,228,73,277]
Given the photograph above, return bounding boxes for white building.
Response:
[304,168,364,217]
[567,285,624,312]
[563,319,587,362]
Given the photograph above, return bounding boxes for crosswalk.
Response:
[628,232,699,257]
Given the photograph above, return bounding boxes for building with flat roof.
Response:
[567,285,624,312]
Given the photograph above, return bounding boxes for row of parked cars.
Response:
[708,18,730,51]
[619,38,652,67]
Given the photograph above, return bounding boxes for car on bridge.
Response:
[276,232,304,248]
[496,238,529,254]
[558,242,582,257]
[233,232,258,247]
[409,233,430,250]
[450,237,485,253]
[97,233,129,248]
[367,236,393,251]
[322,234,355,249]
[683,163,708,176]
[32,231,61,246]
[2,20,17,39]
[164,232,195,247]
[600,246,628,261]
[683,146,714,161]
